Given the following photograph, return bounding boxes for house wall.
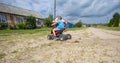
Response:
[10,14,15,26]
[13,15,17,24]
[0,12,22,26]
[0,12,43,27]
[6,14,11,24]
[0,13,7,23]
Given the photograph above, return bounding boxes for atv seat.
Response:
[51,28,66,36]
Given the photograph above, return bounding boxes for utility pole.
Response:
[54,0,56,19]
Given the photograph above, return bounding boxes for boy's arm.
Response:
[51,22,57,26]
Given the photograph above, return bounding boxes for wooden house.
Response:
[0,3,43,27]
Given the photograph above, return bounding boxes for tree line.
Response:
[108,12,120,27]
[44,14,83,28]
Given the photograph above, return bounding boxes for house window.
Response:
[17,16,24,23]
[37,20,41,25]
[36,19,42,25]
[0,14,6,23]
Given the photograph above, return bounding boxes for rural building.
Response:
[0,3,43,28]
[65,20,74,28]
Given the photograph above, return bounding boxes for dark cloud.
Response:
[0,0,120,23]
[55,0,120,23]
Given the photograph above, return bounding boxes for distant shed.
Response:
[66,22,74,28]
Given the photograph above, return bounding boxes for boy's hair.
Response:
[58,16,62,20]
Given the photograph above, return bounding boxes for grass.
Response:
[95,26,120,31]
[0,52,6,59]
[0,27,51,34]
[0,27,85,36]
[0,27,51,36]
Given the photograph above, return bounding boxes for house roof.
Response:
[0,3,42,19]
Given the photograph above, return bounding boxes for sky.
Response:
[0,0,120,24]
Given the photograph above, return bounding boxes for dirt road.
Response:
[0,28,120,63]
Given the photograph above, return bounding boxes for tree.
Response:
[26,16,36,29]
[75,20,82,27]
[44,14,53,27]
[108,12,120,27]
[108,19,114,27]
[113,12,120,27]
[48,14,53,21]
[0,22,8,30]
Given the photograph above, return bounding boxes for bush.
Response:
[0,22,8,30]
[102,23,108,26]
[108,19,114,27]
[16,22,26,29]
[26,16,36,29]
[44,14,53,27]
[75,20,82,27]
[113,12,120,27]
[44,18,52,27]
[108,12,120,27]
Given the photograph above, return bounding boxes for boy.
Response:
[51,16,65,36]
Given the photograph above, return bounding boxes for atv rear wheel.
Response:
[47,34,54,40]
[66,34,72,39]
[59,34,66,41]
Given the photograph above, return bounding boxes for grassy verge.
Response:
[0,27,51,36]
[95,26,120,31]
[0,27,86,36]
[0,27,51,34]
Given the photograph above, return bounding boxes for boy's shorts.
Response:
[53,28,60,30]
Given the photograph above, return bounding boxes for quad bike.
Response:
[47,28,72,41]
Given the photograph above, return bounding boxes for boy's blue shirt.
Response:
[56,20,64,30]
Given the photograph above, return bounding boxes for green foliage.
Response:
[113,12,120,27]
[108,12,120,27]
[0,27,51,36]
[48,14,53,21]
[16,22,26,29]
[8,24,16,30]
[44,14,53,27]
[26,16,36,29]
[86,24,91,27]
[108,19,114,27]
[75,20,82,27]
[102,23,108,26]
[0,22,8,30]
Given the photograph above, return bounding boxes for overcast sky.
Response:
[0,0,120,24]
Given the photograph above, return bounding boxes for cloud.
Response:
[0,0,120,24]
[55,0,120,23]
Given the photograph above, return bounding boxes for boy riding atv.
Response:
[51,16,65,36]
[47,16,71,41]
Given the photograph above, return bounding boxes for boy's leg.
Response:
[53,28,60,36]
[52,29,56,36]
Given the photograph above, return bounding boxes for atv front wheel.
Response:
[59,34,66,41]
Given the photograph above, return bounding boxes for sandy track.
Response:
[87,28,120,40]
[0,28,120,63]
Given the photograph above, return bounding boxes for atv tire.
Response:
[59,34,66,41]
[47,34,54,40]
[66,34,72,39]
